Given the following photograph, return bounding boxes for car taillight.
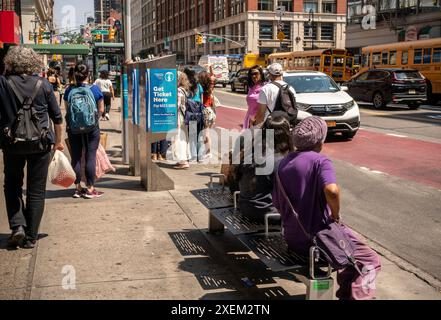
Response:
[418,79,426,84]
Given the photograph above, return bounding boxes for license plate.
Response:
[326,121,336,127]
[409,89,416,94]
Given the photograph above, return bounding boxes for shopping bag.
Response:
[48,150,76,188]
[81,144,115,182]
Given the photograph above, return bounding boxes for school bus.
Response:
[361,38,441,103]
[268,49,356,82]
[228,53,268,73]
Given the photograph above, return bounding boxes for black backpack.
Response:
[271,82,298,125]
[5,77,49,154]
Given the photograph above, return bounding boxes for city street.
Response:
[214,87,441,282]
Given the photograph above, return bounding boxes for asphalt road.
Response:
[214,86,441,281]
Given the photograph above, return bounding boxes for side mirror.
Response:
[340,86,349,92]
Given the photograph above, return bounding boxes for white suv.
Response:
[283,71,360,139]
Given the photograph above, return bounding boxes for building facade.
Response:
[140,0,347,64]
[346,0,441,61]
[21,0,55,45]
[141,0,157,57]
[94,0,122,25]
[131,0,143,56]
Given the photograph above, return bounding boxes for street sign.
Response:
[275,5,286,17]
[277,31,286,41]
[91,29,109,35]
[208,37,222,43]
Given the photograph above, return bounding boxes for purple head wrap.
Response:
[293,116,328,151]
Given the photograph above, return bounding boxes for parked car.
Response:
[231,68,250,93]
[344,68,427,109]
[283,71,360,139]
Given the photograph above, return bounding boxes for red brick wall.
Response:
[337,0,347,14]
[247,0,257,10]
[294,0,303,13]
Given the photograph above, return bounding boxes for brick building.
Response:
[141,0,347,64]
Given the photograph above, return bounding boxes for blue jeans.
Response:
[151,140,168,155]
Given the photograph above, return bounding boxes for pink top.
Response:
[243,83,264,129]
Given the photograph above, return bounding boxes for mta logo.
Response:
[165,72,175,82]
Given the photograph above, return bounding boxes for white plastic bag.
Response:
[48,150,76,188]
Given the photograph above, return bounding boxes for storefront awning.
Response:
[25,44,90,55]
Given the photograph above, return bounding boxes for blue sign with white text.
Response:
[147,69,177,133]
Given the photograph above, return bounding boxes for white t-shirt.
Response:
[257,80,296,121]
[94,79,113,93]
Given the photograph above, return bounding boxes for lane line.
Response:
[387,133,408,138]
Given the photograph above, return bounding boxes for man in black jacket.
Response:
[0,46,64,248]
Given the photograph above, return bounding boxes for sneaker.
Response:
[21,238,37,249]
[158,154,166,161]
[105,114,110,120]
[7,226,25,248]
[83,189,104,199]
[73,188,86,198]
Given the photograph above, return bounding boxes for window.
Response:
[372,52,381,65]
[281,22,291,40]
[433,48,441,63]
[322,1,336,13]
[402,51,408,64]
[304,23,317,39]
[278,1,293,12]
[356,72,369,81]
[389,51,397,64]
[382,52,388,65]
[423,48,432,63]
[321,23,334,41]
[414,49,422,64]
[367,70,388,80]
[258,0,273,10]
[304,1,318,12]
[259,21,273,39]
[313,56,321,66]
[362,54,369,67]
[324,56,331,66]
[333,57,344,67]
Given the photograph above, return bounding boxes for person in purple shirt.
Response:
[272,116,381,300]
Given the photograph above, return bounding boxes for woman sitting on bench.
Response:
[225,111,294,223]
[272,116,381,300]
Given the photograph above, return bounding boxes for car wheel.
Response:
[372,92,386,109]
[231,84,236,92]
[342,131,357,140]
[407,102,420,110]
[223,83,227,88]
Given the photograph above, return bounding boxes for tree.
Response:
[59,32,87,45]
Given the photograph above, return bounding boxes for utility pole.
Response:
[100,0,104,43]
[122,0,131,164]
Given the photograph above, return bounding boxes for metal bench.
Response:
[191,174,335,300]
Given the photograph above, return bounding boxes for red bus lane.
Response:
[215,106,441,190]
[323,129,441,190]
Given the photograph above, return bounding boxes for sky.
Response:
[53,0,94,33]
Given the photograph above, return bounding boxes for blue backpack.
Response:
[67,86,98,134]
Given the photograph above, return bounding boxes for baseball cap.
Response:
[268,63,283,76]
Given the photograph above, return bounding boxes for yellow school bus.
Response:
[362,38,441,103]
[228,53,268,73]
[268,49,356,82]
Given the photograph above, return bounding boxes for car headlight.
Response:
[296,102,310,111]
[343,100,355,110]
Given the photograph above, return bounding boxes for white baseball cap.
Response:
[268,63,283,76]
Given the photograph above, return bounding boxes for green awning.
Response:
[25,44,90,55]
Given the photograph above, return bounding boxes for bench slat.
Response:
[191,188,233,209]
[237,232,308,272]
[211,207,281,235]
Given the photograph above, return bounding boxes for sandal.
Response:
[174,163,189,169]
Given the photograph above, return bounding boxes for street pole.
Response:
[122,0,131,164]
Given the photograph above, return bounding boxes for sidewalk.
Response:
[0,101,440,300]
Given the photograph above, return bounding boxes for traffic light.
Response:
[108,28,115,41]
[196,34,203,45]
[95,34,101,41]
[38,34,43,44]
[28,31,33,41]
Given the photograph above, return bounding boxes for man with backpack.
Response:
[0,46,64,249]
[251,63,298,127]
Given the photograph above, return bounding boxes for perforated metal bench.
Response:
[192,174,335,300]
